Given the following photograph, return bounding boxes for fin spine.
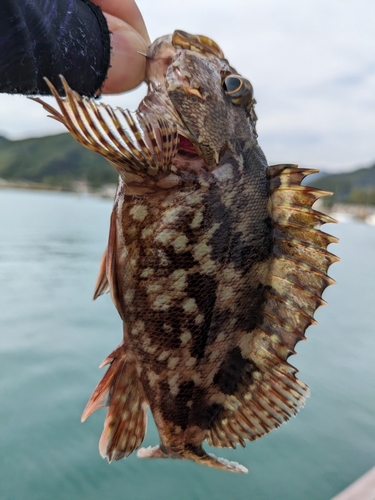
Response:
[32,76,179,178]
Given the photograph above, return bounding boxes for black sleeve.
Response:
[0,0,111,96]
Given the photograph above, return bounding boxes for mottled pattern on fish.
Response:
[33,30,338,473]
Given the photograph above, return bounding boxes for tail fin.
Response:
[187,450,248,473]
[82,344,148,462]
[137,445,248,473]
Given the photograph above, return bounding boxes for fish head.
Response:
[143,30,258,169]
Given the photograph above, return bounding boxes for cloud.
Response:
[0,0,374,172]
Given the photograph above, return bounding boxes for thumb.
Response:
[101,13,149,94]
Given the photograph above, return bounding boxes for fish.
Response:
[32,30,338,473]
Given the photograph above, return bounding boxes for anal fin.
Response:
[81,343,148,462]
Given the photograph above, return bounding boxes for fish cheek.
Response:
[167,60,234,166]
[175,94,233,166]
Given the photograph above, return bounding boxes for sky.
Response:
[0,0,374,173]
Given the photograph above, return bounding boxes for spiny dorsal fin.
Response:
[207,164,338,449]
[31,76,179,178]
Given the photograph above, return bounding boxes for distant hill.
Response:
[1,132,374,204]
[310,163,375,206]
[0,133,117,189]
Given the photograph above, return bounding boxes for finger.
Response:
[92,0,150,44]
[101,13,148,94]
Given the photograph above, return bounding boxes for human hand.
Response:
[92,0,150,94]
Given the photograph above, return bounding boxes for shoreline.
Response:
[0,179,117,198]
[0,180,65,191]
[1,182,375,222]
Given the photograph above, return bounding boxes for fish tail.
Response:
[81,343,148,462]
[186,449,248,473]
[137,445,248,473]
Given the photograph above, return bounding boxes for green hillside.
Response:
[310,163,375,206]
[0,133,117,189]
[1,132,375,204]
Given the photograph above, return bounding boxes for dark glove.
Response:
[0,0,110,96]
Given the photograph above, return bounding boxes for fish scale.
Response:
[32,30,337,474]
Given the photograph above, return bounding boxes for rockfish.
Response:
[33,30,338,473]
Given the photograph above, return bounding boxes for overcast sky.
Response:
[0,0,374,172]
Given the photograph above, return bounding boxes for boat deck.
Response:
[332,466,375,500]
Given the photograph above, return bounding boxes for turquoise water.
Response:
[0,188,374,500]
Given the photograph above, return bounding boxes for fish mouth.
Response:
[178,134,197,154]
[175,133,205,171]
[139,86,205,169]
[141,75,208,170]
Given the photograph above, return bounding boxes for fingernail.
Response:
[102,14,149,94]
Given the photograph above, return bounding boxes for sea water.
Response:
[0,188,374,500]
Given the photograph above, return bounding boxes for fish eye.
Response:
[223,76,243,94]
[222,74,254,109]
